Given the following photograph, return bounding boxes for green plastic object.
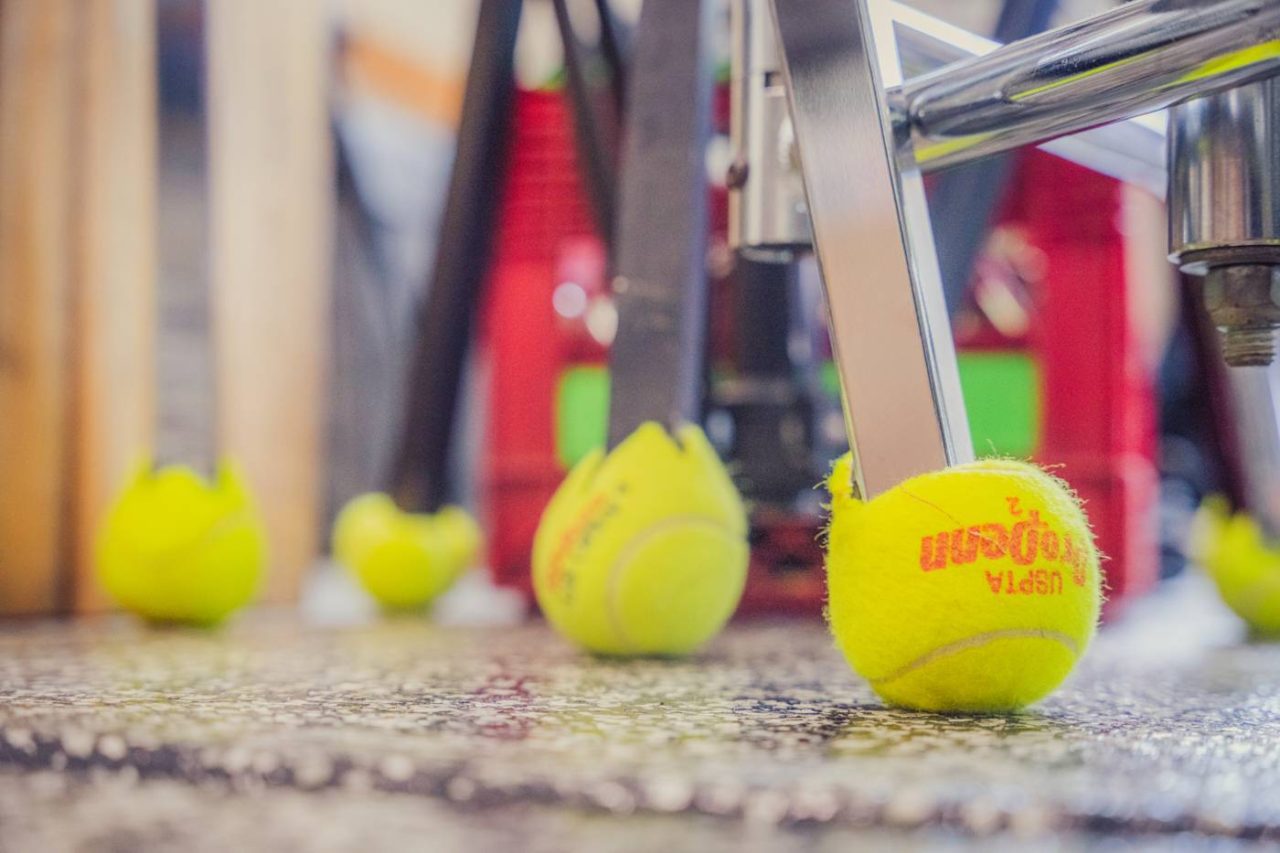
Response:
[559,352,1040,470]
[555,365,610,467]
[956,350,1041,458]
[819,352,1040,458]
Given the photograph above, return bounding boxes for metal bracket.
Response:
[769,0,973,499]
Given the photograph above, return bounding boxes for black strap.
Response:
[606,0,715,448]
[389,0,522,511]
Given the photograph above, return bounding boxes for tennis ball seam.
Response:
[866,628,1080,689]
[604,513,743,653]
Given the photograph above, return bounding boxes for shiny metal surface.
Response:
[1202,265,1280,366]
[770,0,972,498]
[728,0,811,259]
[1170,79,1280,365]
[732,1,1169,259]
[890,1,1168,196]
[733,2,1171,258]
[894,0,1280,173]
[1170,78,1280,265]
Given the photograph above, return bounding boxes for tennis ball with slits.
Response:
[1191,498,1280,636]
[826,454,1102,713]
[533,422,748,656]
[332,494,480,611]
[97,461,266,626]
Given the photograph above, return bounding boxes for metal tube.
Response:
[890,1,1167,195]
[1170,78,1280,265]
[894,0,1280,173]
[1170,79,1280,366]
[729,0,812,258]
[730,2,1171,259]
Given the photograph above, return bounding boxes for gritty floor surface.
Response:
[0,574,1276,851]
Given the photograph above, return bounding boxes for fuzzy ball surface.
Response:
[97,461,266,626]
[1192,498,1280,637]
[332,494,480,612]
[533,422,748,657]
[825,455,1102,713]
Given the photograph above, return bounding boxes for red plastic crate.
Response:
[480,96,1158,618]
[958,152,1161,615]
[481,90,597,599]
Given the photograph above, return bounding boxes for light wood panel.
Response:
[67,0,158,612]
[0,0,75,615]
[206,3,333,603]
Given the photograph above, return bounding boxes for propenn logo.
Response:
[918,508,1089,589]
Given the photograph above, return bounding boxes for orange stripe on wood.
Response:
[342,33,464,126]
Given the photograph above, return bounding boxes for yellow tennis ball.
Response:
[1188,493,1231,567]
[436,505,483,575]
[332,494,479,611]
[97,460,266,626]
[1193,500,1280,636]
[825,454,1102,713]
[532,422,748,656]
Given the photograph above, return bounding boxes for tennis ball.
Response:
[533,422,748,656]
[97,461,266,626]
[1192,499,1280,636]
[332,494,480,611]
[825,454,1102,713]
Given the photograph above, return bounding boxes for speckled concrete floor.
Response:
[0,575,1276,851]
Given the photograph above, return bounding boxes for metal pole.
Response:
[771,0,973,498]
[890,1,1166,195]
[894,0,1280,173]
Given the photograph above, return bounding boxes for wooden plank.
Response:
[206,2,333,603]
[0,0,75,616]
[67,0,158,613]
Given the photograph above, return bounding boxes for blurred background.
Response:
[0,0,1225,623]
[7,5,1280,847]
